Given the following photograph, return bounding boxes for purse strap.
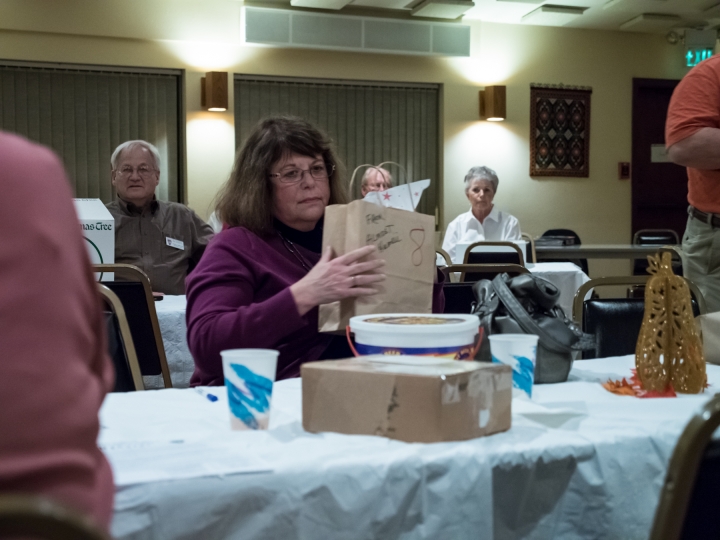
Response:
[491,273,573,354]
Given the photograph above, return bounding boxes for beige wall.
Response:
[0,1,689,273]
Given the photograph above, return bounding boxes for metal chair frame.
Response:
[93,263,172,388]
[521,233,537,264]
[435,248,452,267]
[572,275,707,326]
[462,241,526,266]
[97,284,145,391]
[442,263,529,283]
[0,495,109,540]
[649,394,720,540]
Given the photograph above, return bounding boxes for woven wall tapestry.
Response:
[530,84,592,178]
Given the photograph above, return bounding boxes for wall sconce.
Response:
[201,72,228,112]
[479,86,506,121]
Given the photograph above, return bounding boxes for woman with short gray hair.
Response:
[442,165,521,261]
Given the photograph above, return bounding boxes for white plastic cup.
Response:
[220,349,279,430]
[489,334,539,398]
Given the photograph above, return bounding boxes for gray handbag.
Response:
[471,273,594,383]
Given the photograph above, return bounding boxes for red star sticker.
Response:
[382,192,391,200]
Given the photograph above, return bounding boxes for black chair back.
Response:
[101,281,163,376]
[582,297,700,359]
[633,229,682,276]
[678,439,720,539]
[443,282,477,314]
[466,251,522,266]
[540,228,589,274]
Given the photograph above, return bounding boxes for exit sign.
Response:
[686,48,714,67]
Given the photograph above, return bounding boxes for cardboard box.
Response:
[302,356,512,443]
[74,198,114,280]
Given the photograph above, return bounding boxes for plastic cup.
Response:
[489,334,539,398]
[220,349,279,430]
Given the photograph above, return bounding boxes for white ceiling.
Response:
[283,0,720,32]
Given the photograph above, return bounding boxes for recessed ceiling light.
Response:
[704,2,720,16]
[619,13,681,31]
[290,0,352,9]
[411,0,475,19]
[522,5,588,26]
[495,0,544,4]
[604,0,667,9]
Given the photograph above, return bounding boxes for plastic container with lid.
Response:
[347,314,480,360]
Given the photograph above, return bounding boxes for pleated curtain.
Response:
[0,64,182,203]
[234,76,440,219]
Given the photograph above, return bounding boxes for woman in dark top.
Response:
[186,116,442,385]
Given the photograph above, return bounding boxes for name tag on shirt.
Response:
[166,237,185,250]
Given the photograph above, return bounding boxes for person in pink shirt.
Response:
[0,132,115,529]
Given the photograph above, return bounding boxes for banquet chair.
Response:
[97,284,144,392]
[0,495,109,540]
[442,263,529,284]
[572,276,705,359]
[436,248,452,267]
[649,393,720,540]
[443,265,530,313]
[633,229,681,277]
[539,228,589,275]
[521,233,537,264]
[463,241,525,266]
[94,264,172,388]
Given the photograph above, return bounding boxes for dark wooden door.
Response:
[631,78,688,240]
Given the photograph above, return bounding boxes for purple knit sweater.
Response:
[186,226,445,385]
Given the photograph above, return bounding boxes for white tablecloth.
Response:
[153,295,193,388]
[527,262,590,317]
[103,356,720,540]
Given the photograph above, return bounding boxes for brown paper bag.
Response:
[318,200,436,334]
[697,312,720,365]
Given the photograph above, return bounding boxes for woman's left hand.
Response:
[290,245,386,316]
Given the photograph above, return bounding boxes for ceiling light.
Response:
[522,5,588,26]
[705,3,720,17]
[411,0,475,19]
[290,0,352,9]
[604,0,667,10]
[619,13,681,31]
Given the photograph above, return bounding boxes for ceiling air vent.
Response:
[244,7,471,56]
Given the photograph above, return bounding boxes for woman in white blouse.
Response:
[442,166,521,261]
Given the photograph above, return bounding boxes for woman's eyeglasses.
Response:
[269,164,335,184]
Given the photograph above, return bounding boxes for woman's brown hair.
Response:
[216,116,349,236]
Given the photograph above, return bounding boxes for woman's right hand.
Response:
[290,245,386,316]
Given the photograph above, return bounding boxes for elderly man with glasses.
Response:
[105,140,213,295]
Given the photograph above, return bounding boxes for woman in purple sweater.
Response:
[187,116,443,385]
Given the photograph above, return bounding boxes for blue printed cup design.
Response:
[225,364,273,430]
[220,349,278,431]
[489,335,538,399]
[492,349,536,398]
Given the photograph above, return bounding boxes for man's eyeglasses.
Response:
[269,164,334,184]
[115,165,157,179]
